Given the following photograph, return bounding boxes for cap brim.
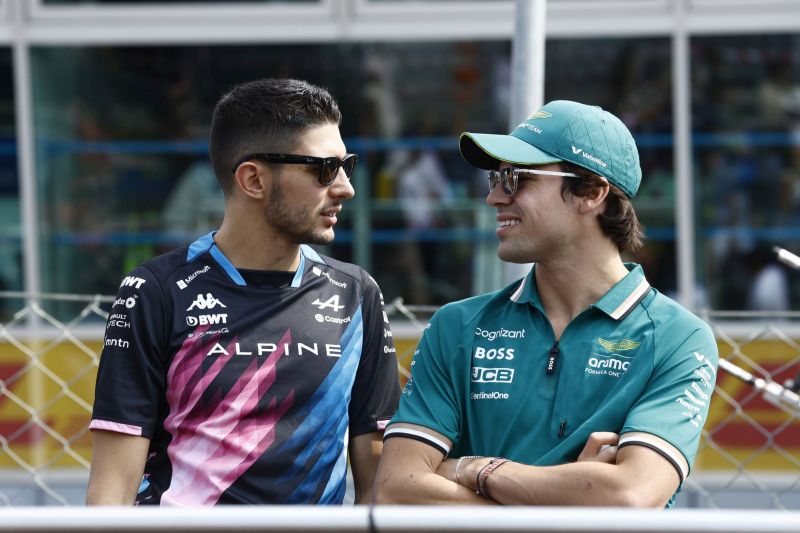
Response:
[459,132,563,170]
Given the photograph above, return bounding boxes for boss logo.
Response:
[473,347,515,360]
[471,367,514,383]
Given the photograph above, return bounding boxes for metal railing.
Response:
[0,292,799,509]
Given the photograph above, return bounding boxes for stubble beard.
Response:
[265,181,334,246]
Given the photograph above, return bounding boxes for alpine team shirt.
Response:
[91,232,400,505]
[386,264,718,507]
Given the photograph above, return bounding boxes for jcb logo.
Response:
[471,367,515,383]
[312,295,344,312]
[120,276,146,289]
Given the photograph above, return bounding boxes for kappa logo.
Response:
[312,295,344,312]
[597,338,641,352]
[187,293,227,311]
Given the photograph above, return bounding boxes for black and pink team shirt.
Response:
[90,232,400,505]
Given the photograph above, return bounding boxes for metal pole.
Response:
[11,0,41,301]
[504,0,547,285]
[672,0,696,310]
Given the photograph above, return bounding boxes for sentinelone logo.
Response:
[176,265,210,290]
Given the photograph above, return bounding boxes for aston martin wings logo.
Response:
[598,338,641,351]
[527,111,552,120]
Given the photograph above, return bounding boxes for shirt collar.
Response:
[509,263,651,321]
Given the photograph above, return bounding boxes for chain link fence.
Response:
[0,292,798,508]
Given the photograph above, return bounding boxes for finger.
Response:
[587,432,620,451]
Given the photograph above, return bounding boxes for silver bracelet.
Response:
[455,455,484,487]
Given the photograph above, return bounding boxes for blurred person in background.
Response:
[375,100,718,508]
[86,78,399,506]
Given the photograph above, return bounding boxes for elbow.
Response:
[373,473,410,505]
[615,488,667,509]
[373,481,401,505]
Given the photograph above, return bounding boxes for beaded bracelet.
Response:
[476,457,509,499]
[455,455,484,487]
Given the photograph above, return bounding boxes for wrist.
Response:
[476,457,509,500]
[454,456,486,489]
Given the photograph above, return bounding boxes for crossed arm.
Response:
[374,423,683,507]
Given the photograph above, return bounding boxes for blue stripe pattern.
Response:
[186,232,215,262]
[290,252,306,288]
[277,305,364,503]
[300,244,324,264]
[208,244,247,286]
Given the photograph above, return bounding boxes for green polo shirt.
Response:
[386,264,718,507]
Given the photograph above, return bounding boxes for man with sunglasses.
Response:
[87,78,399,505]
[375,100,717,507]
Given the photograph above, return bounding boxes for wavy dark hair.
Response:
[559,162,644,253]
[209,78,342,195]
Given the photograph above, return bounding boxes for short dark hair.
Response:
[209,78,342,194]
[559,162,644,253]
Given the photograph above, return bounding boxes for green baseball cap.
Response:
[460,100,642,197]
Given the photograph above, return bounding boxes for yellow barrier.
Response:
[1,336,798,472]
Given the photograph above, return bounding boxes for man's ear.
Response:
[577,181,610,215]
[233,161,268,200]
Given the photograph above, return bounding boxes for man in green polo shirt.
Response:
[374,100,718,508]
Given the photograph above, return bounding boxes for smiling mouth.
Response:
[499,220,520,228]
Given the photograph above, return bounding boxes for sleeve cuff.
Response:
[89,419,143,436]
[618,433,688,483]
[383,426,450,456]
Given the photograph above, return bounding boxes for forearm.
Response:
[455,444,674,508]
[482,461,641,506]
[86,431,149,506]
[375,467,494,505]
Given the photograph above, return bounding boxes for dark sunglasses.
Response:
[232,153,358,186]
[488,167,582,196]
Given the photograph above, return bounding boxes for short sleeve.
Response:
[90,266,169,439]
[347,274,400,436]
[386,306,463,455]
[621,324,719,481]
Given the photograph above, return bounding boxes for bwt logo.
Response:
[186,314,228,326]
[120,276,146,289]
[471,367,515,383]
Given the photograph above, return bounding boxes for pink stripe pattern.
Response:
[89,419,143,436]
[160,326,295,506]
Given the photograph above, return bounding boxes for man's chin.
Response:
[497,246,534,264]
[304,230,335,246]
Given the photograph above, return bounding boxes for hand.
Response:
[576,432,619,464]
